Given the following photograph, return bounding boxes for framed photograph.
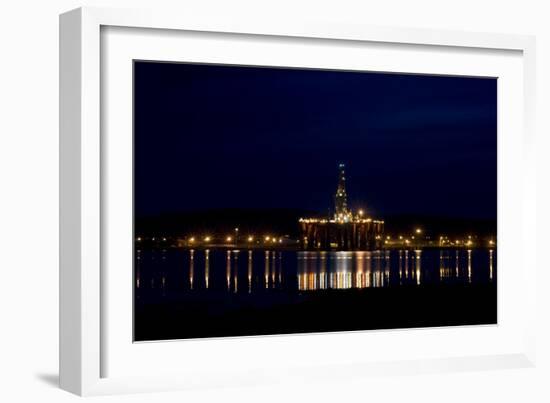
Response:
[60,7,537,396]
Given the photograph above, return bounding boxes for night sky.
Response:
[134,61,496,220]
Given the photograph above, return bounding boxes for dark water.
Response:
[135,248,497,341]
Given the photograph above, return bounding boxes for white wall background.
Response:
[0,0,548,401]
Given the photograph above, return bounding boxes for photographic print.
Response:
[133,61,497,341]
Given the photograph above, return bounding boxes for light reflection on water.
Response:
[298,250,426,290]
[135,248,496,295]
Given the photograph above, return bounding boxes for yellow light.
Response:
[247,236,254,242]
[136,237,141,241]
[265,236,271,242]
[386,236,390,240]
[189,237,195,242]
[204,236,211,242]
[358,209,364,216]
[226,236,232,242]
[415,228,422,234]
[399,236,403,240]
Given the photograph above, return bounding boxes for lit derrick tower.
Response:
[299,162,384,251]
[334,163,352,222]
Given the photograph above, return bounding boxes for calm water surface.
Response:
[135,248,496,295]
[134,248,497,340]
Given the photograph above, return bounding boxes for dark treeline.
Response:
[135,208,315,237]
[383,214,496,238]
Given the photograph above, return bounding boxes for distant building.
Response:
[299,163,384,250]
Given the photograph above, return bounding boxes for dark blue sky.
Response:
[134,61,496,220]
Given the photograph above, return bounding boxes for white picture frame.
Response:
[60,6,537,396]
